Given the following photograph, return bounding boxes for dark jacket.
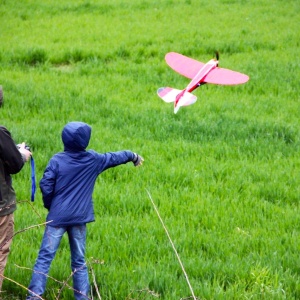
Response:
[0,126,25,216]
[40,122,136,227]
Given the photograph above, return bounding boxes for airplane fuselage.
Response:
[175,59,218,107]
[185,59,218,92]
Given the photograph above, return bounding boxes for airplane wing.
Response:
[165,52,204,79]
[203,67,249,85]
[165,52,249,85]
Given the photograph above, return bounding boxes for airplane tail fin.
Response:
[157,87,197,114]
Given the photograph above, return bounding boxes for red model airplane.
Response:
[157,52,249,113]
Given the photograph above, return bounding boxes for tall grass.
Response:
[0,0,299,299]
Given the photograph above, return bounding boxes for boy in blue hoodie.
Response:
[26,121,143,300]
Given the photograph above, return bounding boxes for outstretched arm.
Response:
[97,150,144,172]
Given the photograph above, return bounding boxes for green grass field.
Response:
[0,0,299,299]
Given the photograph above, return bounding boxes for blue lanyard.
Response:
[30,156,36,201]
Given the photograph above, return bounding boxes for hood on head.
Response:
[62,122,91,151]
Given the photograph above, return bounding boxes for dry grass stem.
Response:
[146,189,198,300]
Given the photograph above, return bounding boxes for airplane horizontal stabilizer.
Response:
[157,87,182,103]
[157,87,197,113]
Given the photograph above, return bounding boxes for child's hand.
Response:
[133,153,144,167]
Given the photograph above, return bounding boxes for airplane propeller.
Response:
[215,51,219,66]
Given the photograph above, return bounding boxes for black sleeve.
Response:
[0,126,24,174]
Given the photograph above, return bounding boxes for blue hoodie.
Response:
[40,122,135,226]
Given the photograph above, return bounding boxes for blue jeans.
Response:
[26,225,90,299]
